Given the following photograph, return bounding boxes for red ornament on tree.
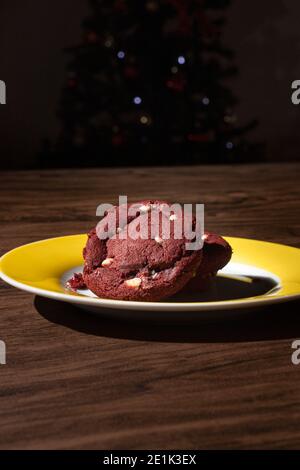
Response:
[114,0,127,13]
[112,133,125,147]
[166,0,215,37]
[86,31,98,43]
[166,77,186,92]
[124,66,139,79]
[67,78,77,89]
[187,131,215,143]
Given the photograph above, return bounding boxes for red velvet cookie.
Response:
[183,231,232,292]
[82,200,203,301]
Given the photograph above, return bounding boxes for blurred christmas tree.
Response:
[46,0,262,167]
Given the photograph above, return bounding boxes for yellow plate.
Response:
[0,235,300,313]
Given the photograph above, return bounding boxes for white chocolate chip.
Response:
[125,277,142,288]
[169,214,177,221]
[140,204,151,213]
[101,258,114,267]
[154,235,163,244]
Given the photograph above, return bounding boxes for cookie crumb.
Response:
[66,272,86,290]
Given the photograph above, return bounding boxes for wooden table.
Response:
[0,163,300,450]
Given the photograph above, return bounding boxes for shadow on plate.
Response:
[170,274,279,302]
[34,293,300,344]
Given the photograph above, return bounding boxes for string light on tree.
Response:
[171,66,178,74]
[133,96,142,105]
[224,114,237,124]
[202,97,210,105]
[140,116,148,124]
[105,37,114,48]
[117,50,125,59]
[226,141,234,150]
[177,56,186,65]
[140,115,151,125]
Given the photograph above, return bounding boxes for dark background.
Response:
[0,0,300,169]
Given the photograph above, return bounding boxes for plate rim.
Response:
[1,234,300,312]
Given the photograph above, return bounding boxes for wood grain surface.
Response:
[0,163,300,450]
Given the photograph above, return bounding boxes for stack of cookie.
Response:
[68,200,232,301]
